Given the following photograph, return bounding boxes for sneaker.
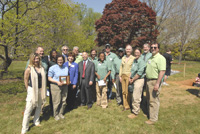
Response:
[59,114,65,119]
[54,115,60,121]
[128,113,137,119]
[145,120,156,125]
[162,82,169,86]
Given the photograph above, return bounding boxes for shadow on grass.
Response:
[186,89,200,97]
[40,105,52,121]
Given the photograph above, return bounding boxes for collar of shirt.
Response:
[83,59,88,65]
[152,52,160,58]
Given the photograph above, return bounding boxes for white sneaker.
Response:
[59,114,65,119]
[54,115,60,121]
[162,82,169,86]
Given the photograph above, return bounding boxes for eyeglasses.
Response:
[151,47,157,49]
[63,49,68,51]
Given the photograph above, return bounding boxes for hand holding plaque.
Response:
[59,76,70,85]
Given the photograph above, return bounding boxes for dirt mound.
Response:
[169,79,194,87]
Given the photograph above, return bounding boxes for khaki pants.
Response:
[51,84,68,117]
[146,80,161,122]
[96,82,108,108]
[21,86,42,134]
[121,74,130,109]
[132,78,144,115]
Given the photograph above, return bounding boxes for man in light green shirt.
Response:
[140,43,152,63]
[145,43,166,125]
[111,48,125,105]
[105,44,118,101]
[73,46,83,63]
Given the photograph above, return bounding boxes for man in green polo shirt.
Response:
[105,44,118,101]
[73,46,83,63]
[111,47,125,105]
[140,43,152,63]
[145,43,166,125]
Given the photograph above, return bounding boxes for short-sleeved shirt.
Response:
[111,56,122,79]
[140,52,152,63]
[95,60,112,81]
[146,53,166,79]
[163,53,172,69]
[88,57,98,61]
[105,52,118,63]
[88,57,98,65]
[130,57,146,79]
[48,64,68,82]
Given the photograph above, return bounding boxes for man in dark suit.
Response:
[78,52,95,109]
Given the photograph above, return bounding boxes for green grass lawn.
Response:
[0,61,200,134]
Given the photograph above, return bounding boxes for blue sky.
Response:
[73,0,113,13]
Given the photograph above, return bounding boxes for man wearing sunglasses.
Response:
[145,43,166,125]
[62,45,69,62]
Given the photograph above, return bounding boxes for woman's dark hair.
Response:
[90,49,97,57]
[50,48,57,62]
[134,47,142,53]
[67,51,76,62]
[98,52,106,61]
[56,53,65,64]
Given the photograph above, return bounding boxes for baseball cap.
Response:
[105,44,111,48]
[118,48,125,52]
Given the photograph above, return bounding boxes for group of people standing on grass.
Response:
[21,42,167,134]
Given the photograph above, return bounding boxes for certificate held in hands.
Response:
[98,80,106,86]
[59,76,70,85]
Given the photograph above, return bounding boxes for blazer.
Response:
[63,61,79,85]
[78,60,95,87]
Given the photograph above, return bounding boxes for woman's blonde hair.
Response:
[28,53,41,67]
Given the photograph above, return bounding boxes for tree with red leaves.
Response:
[95,0,159,49]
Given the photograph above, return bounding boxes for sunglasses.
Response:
[63,49,68,51]
[151,47,157,49]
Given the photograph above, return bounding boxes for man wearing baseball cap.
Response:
[111,48,125,105]
[105,44,118,102]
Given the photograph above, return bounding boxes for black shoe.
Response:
[87,105,92,110]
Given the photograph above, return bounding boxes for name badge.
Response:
[148,61,151,64]
[98,63,101,66]
[110,58,112,61]
[71,65,75,67]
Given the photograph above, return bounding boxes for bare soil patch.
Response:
[161,79,199,108]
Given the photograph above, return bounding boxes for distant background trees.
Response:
[0,0,101,78]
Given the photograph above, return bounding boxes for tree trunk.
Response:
[0,46,12,79]
[178,50,182,64]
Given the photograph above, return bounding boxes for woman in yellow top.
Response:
[119,45,135,111]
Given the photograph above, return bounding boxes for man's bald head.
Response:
[82,52,88,61]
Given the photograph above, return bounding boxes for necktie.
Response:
[143,54,146,61]
[82,61,86,78]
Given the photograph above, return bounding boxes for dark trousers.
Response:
[67,84,77,110]
[81,79,92,107]
[91,81,96,102]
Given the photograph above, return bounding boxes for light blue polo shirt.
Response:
[48,64,68,82]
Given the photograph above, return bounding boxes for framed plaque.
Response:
[59,76,70,85]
